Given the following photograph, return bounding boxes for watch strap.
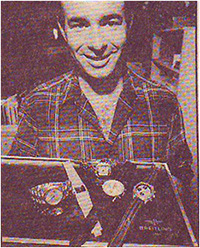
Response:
[63,161,93,218]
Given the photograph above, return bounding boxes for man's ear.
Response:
[52,28,58,40]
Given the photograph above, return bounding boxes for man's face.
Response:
[62,1,127,79]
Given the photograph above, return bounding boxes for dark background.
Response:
[1,1,197,97]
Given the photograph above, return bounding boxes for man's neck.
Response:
[79,76,123,97]
[80,76,120,95]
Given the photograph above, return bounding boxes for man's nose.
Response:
[87,26,108,56]
[88,45,107,57]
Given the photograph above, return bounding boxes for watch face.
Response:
[133,182,155,203]
[102,180,125,197]
[44,188,64,206]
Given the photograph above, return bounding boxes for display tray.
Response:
[1,156,198,247]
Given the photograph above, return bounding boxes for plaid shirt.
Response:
[9,67,193,182]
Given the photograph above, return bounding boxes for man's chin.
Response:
[76,55,127,82]
[77,60,127,94]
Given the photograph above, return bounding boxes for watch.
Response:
[102,179,125,197]
[44,187,64,206]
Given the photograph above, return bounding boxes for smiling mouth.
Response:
[84,53,112,61]
[88,58,110,68]
[84,53,112,69]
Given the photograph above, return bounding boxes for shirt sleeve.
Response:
[9,97,39,157]
[167,98,194,184]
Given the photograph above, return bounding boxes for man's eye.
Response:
[102,20,122,27]
[70,23,88,29]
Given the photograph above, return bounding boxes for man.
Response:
[9,1,194,245]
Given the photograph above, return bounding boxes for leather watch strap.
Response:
[63,161,93,218]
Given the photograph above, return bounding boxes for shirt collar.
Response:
[60,66,145,144]
[61,66,143,105]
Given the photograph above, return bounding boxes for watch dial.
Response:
[133,182,155,203]
[102,180,125,197]
[45,188,63,205]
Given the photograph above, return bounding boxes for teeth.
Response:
[91,59,107,66]
[88,57,110,68]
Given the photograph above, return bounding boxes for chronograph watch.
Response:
[29,181,72,216]
[102,179,125,198]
